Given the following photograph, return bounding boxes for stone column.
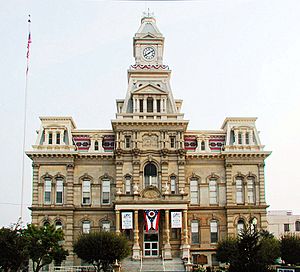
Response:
[163,210,172,259]
[32,163,39,206]
[143,98,147,113]
[258,163,266,205]
[99,136,104,152]
[66,164,74,207]
[181,210,190,259]
[64,212,74,266]
[153,97,157,113]
[242,131,246,145]
[196,137,201,152]
[132,210,141,260]
[137,98,140,112]
[116,210,121,235]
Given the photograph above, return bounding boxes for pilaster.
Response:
[258,163,266,205]
[32,163,39,206]
[66,164,74,207]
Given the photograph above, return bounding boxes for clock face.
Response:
[143,47,155,60]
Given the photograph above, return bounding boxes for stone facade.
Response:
[27,15,270,267]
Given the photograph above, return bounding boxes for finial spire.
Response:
[142,8,154,19]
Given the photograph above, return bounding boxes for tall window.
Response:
[170,176,176,194]
[144,163,158,188]
[296,221,300,232]
[102,179,110,204]
[55,220,63,230]
[238,133,242,144]
[147,98,153,112]
[101,221,110,232]
[247,178,255,204]
[284,223,290,232]
[190,179,199,204]
[139,99,143,112]
[236,178,244,204]
[245,132,250,144]
[82,179,91,205]
[210,220,218,243]
[170,136,176,148]
[95,140,99,151]
[56,178,63,204]
[237,219,245,235]
[201,141,205,151]
[56,132,60,144]
[48,132,53,144]
[157,99,161,112]
[191,220,199,244]
[44,178,52,204]
[125,176,131,194]
[212,254,219,266]
[209,179,217,205]
[82,221,90,234]
[125,136,131,148]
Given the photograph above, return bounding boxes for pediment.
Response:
[140,33,157,39]
[132,84,167,95]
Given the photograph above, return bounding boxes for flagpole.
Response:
[20,15,31,223]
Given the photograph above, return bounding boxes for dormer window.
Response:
[201,141,205,151]
[48,132,53,144]
[147,98,153,113]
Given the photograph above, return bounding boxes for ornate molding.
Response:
[141,186,162,199]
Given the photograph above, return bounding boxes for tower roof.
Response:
[135,13,163,38]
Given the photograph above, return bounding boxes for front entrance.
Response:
[144,231,159,257]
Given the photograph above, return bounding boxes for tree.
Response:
[216,228,280,272]
[73,231,130,272]
[23,224,68,272]
[0,227,28,272]
[280,234,300,265]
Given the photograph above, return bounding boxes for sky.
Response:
[1,0,300,227]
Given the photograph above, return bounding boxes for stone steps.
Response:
[121,257,185,272]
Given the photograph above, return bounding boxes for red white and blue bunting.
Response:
[144,210,160,231]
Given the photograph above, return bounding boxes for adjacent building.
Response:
[267,210,300,238]
[27,14,271,267]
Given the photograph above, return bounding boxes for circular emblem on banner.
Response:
[148,210,156,218]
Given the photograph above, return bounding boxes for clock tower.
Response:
[133,14,164,65]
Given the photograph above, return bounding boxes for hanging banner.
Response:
[144,210,160,231]
[171,211,182,228]
[121,212,133,229]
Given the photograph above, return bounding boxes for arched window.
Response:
[210,220,218,243]
[101,220,111,232]
[56,178,63,204]
[250,218,258,232]
[201,141,205,151]
[82,220,91,234]
[43,220,50,227]
[102,179,111,204]
[125,175,131,194]
[170,176,177,194]
[191,220,199,244]
[190,178,199,204]
[237,219,245,235]
[82,179,91,205]
[55,220,63,230]
[144,163,158,188]
[209,179,217,205]
[95,140,99,151]
[44,177,52,204]
[247,177,255,204]
[236,177,244,204]
[296,221,300,232]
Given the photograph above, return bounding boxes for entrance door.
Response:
[144,232,159,257]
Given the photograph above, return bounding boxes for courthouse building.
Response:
[27,14,271,267]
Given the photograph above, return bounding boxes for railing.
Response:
[51,266,95,272]
[162,249,165,272]
[140,250,143,272]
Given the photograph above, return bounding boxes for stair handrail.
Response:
[140,250,143,272]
